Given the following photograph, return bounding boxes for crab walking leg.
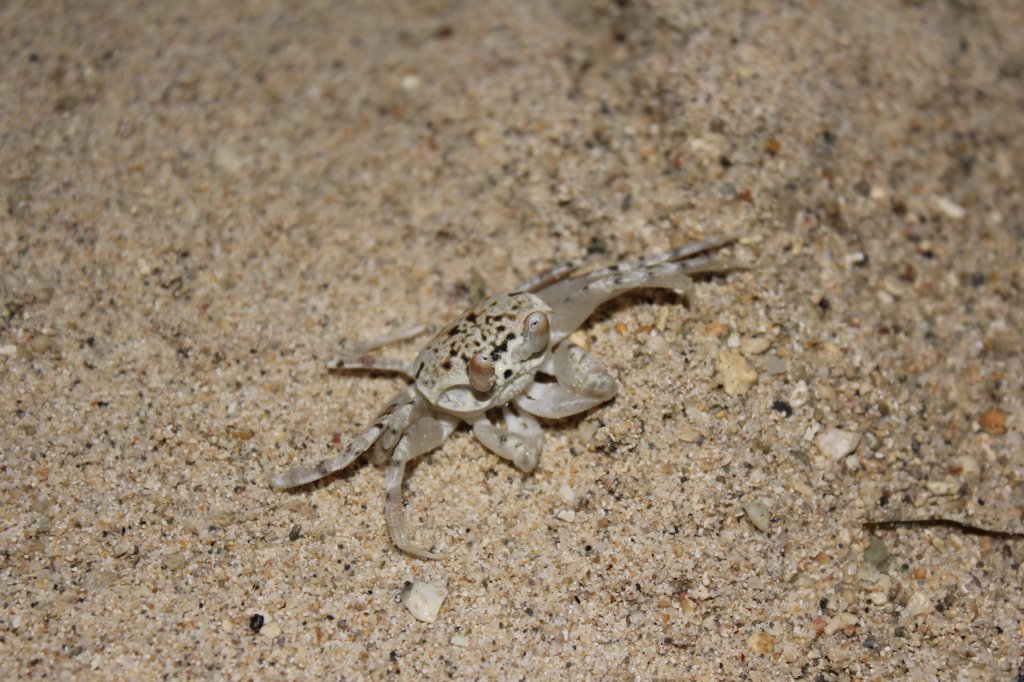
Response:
[269,423,384,489]
[627,234,740,270]
[515,343,619,419]
[472,406,544,472]
[326,354,418,378]
[538,255,737,343]
[531,235,739,305]
[384,413,460,559]
[516,257,586,293]
[268,388,418,489]
[365,391,423,466]
[350,323,433,353]
[326,323,434,379]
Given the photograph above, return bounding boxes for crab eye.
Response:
[468,352,496,392]
[519,311,550,358]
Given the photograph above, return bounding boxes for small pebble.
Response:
[29,334,55,354]
[863,535,890,569]
[788,381,810,408]
[645,333,669,356]
[715,348,758,396]
[934,196,966,219]
[743,501,771,533]
[843,252,869,267]
[882,275,909,298]
[978,409,1007,435]
[400,581,447,623]
[162,552,187,571]
[953,455,980,481]
[451,635,471,648]
[261,622,282,638]
[676,421,700,443]
[759,354,787,375]
[926,480,954,496]
[824,612,858,636]
[577,419,600,445]
[213,145,245,174]
[904,592,932,619]
[567,329,590,351]
[400,73,421,91]
[0,344,17,355]
[556,509,576,523]
[747,631,775,654]
[740,336,771,355]
[984,331,1019,357]
[815,428,861,460]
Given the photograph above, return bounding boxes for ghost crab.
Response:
[270,236,743,558]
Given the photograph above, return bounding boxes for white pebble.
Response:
[934,196,966,219]
[213,145,246,174]
[869,591,889,605]
[400,581,447,623]
[676,421,700,443]
[261,622,282,638]
[815,428,861,460]
[645,333,670,356]
[744,501,771,533]
[926,480,955,496]
[882,275,909,298]
[824,612,858,636]
[788,380,810,408]
[556,509,576,523]
[451,635,471,648]
[0,344,17,356]
[904,591,932,618]
[954,456,980,481]
[740,336,771,355]
[803,424,820,442]
[577,419,600,444]
[715,348,758,396]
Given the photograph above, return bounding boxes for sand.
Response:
[1,0,1022,679]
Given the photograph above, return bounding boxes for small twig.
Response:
[864,518,1024,540]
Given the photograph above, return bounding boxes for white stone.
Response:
[400,581,447,623]
[744,501,771,532]
[824,612,857,636]
[715,348,758,396]
[934,196,966,219]
[740,336,771,355]
[904,591,932,618]
[926,480,955,496]
[815,428,861,460]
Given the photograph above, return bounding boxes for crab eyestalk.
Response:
[468,352,496,392]
[517,311,550,360]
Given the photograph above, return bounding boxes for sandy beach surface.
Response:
[2,1,1022,679]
